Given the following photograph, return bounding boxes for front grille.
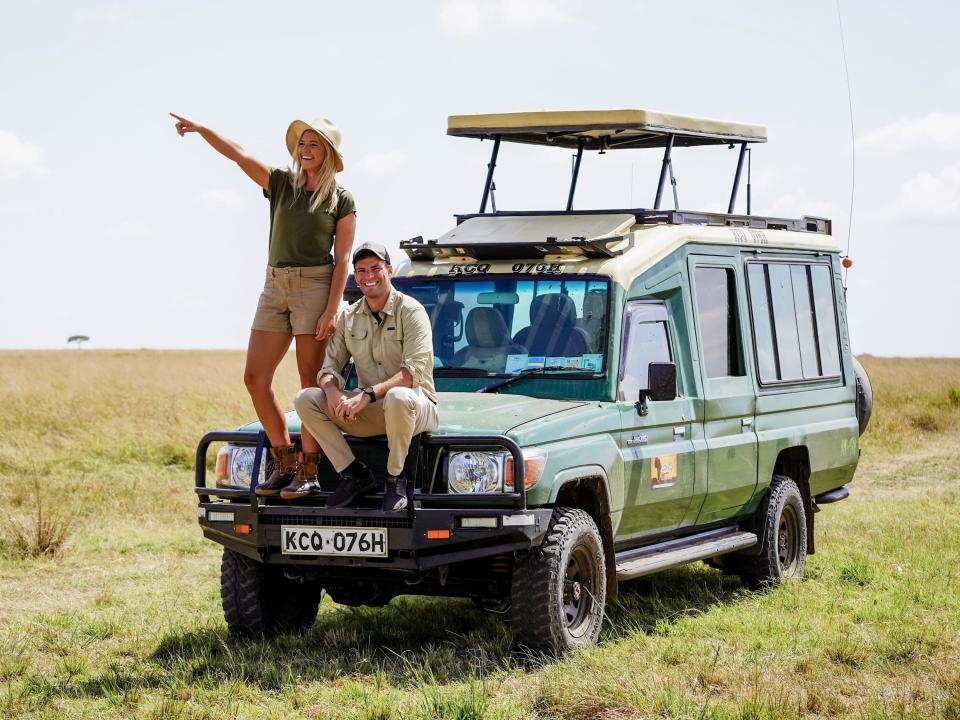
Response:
[260,514,413,529]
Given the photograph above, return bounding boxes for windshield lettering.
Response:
[511,262,565,274]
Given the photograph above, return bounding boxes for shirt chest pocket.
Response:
[382,321,403,343]
[347,324,368,343]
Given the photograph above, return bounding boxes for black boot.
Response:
[326,461,377,508]
[382,474,408,512]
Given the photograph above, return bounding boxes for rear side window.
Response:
[746,261,841,384]
[619,302,671,401]
[693,267,745,378]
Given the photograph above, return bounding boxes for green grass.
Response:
[0,351,958,718]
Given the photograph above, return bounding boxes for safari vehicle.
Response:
[195,109,872,655]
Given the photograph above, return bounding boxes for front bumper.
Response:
[198,502,552,569]
[194,430,552,570]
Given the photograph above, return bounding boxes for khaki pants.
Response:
[294,386,438,476]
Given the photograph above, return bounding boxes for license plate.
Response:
[281,525,388,557]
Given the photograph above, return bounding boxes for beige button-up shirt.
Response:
[319,287,437,404]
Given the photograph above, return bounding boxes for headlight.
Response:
[215,445,266,489]
[446,447,548,493]
[448,451,505,493]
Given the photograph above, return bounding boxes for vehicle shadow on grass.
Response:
[139,565,751,692]
[603,563,749,639]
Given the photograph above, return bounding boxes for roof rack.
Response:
[399,209,831,263]
[451,209,831,235]
[448,108,767,217]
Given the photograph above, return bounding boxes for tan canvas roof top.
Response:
[447,109,767,149]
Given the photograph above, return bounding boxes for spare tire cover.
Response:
[853,357,873,436]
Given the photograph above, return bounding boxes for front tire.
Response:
[510,508,606,656]
[220,549,321,637]
[734,475,807,589]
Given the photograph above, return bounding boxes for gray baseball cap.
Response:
[352,242,391,265]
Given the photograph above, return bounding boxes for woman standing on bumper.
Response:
[171,114,356,493]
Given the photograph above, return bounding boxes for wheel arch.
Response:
[550,466,618,599]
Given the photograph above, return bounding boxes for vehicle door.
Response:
[617,300,697,538]
[687,257,759,524]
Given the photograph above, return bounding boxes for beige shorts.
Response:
[252,265,333,335]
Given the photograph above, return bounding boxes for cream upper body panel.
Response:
[395,219,838,291]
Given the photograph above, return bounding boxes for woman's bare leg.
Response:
[294,334,328,453]
[243,330,293,447]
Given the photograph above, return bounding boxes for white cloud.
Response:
[886,161,960,221]
[103,221,148,238]
[200,187,243,210]
[501,0,571,28]
[354,150,409,175]
[0,131,46,179]
[74,5,132,25]
[439,0,571,36]
[859,113,960,154]
[0,204,39,217]
[763,188,837,221]
[440,0,482,36]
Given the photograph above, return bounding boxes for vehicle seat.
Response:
[513,293,589,358]
[453,308,527,372]
[428,298,464,366]
[576,290,607,352]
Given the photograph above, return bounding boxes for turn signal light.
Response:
[215,449,229,482]
[426,529,451,540]
[505,448,547,491]
[234,523,252,535]
[841,257,853,269]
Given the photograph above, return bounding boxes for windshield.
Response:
[393,275,610,376]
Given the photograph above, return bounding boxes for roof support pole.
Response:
[479,135,501,214]
[566,137,586,211]
[728,142,747,214]
[669,159,679,210]
[654,133,675,210]
[746,147,752,215]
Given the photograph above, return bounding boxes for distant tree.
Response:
[67,335,90,349]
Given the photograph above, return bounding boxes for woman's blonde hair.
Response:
[287,133,339,213]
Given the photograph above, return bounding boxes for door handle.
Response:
[673,426,686,437]
[741,417,753,428]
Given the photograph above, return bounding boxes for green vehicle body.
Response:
[196,109,866,651]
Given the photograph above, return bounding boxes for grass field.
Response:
[0,351,958,719]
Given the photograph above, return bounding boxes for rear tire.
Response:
[510,508,606,656]
[734,475,807,589]
[220,549,321,637]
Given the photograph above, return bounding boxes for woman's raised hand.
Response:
[170,113,200,136]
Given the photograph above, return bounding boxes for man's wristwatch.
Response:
[362,387,376,404]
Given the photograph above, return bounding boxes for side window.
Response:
[619,302,672,401]
[746,261,842,384]
[693,267,745,378]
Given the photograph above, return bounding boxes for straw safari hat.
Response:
[285,117,344,172]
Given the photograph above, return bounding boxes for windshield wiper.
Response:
[477,366,589,394]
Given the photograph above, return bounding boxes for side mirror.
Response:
[636,362,677,416]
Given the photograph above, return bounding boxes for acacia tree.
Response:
[67,335,89,349]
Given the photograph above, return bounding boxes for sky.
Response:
[1,0,958,356]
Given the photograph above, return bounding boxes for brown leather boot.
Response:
[254,444,299,496]
[280,453,322,499]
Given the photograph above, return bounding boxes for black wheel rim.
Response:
[562,545,596,636]
[777,504,801,576]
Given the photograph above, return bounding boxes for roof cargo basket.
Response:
[400,213,637,261]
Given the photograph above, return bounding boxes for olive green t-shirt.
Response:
[264,168,356,267]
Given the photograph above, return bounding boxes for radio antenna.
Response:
[836,0,856,286]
